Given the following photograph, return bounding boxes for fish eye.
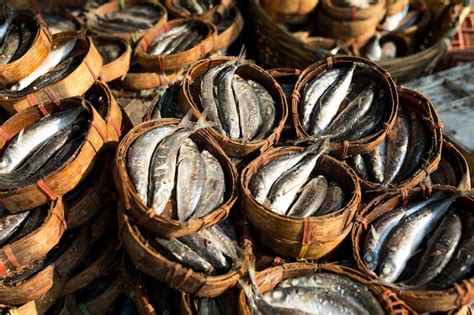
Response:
[381,263,393,275]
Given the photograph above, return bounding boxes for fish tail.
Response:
[304,137,331,156]
[238,278,260,314]
[194,107,215,130]
[456,173,471,192]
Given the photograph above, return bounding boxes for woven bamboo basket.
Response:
[262,0,318,17]
[0,221,89,308]
[86,0,168,43]
[179,56,287,158]
[164,0,229,21]
[0,200,65,278]
[268,67,301,100]
[112,67,185,90]
[90,205,115,244]
[135,19,217,72]
[90,35,131,83]
[0,13,52,85]
[0,32,103,115]
[113,118,238,238]
[292,56,398,158]
[249,0,465,83]
[354,87,443,191]
[241,146,361,259]
[321,0,385,21]
[238,262,414,314]
[39,11,84,35]
[118,204,253,297]
[431,140,471,190]
[396,2,432,47]
[316,8,380,44]
[142,85,175,121]
[212,6,244,52]
[64,152,112,229]
[63,239,117,296]
[352,186,474,312]
[85,81,123,142]
[386,0,409,16]
[0,98,109,212]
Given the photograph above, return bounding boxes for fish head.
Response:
[0,156,11,171]
[378,260,399,283]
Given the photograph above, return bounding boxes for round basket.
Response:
[178,56,287,158]
[135,19,217,72]
[0,199,65,279]
[321,0,386,21]
[431,140,471,189]
[85,81,123,142]
[0,32,103,115]
[90,35,131,83]
[241,146,361,259]
[112,67,185,91]
[164,0,228,21]
[86,0,168,43]
[113,118,238,238]
[352,186,474,312]
[212,6,244,52]
[262,0,318,17]
[354,87,443,191]
[0,98,109,212]
[237,262,413,314]
[0,13,52,85]
[118,205,253,297]
[292,56,398,157]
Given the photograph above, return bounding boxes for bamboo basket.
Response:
[0,32,103,115]
[352,186,474,312]
[268,67,300,110]
[241,146,361,259]
[292,56,398,157]
[112,67,185,90]
[142,84,178,122]
[316,8,380,44]
[354,87,443,191]
[238,262,414,314]
[321,0,385,21]
[249,0,465,83]
[0,199,65,278]
[118,205,253,297]
[39,11,84,35]
[212,6,244,52]
[90,205,115,244]
[135,19,217,72]
[90,35,131,83]
[113,118,238,238]
[164,0,229,21]
[262,0,318,17]
[431,140,471,189]
[85,81,123,142]
[63,239,117,296]
[0,222,90,308]
[386,0,409,16]
[0,98,109,212]
[396,2,432,47]
[178,56,287,158]
[0,13,52,85]
[86,1,168,43]
[64,151,113,229]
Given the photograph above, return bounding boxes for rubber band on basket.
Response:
[0,128,11,142]
[341,140,350,159]
[163,23,171,33]
[351,7,357,21]
[157,56,164,72]
[84,60,99,81]
[0,260,7,277]
[297,218,313,260]
[26,94,38,108]
[37,179,58,200]
[141,36,151,53]
[3,245,20,270]
[43,87,62,107]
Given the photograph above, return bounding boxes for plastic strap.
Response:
[400,188,409,206]
[141,36,151,53]
[297,218,313,259]
[43,87,61,106]
[37,179,58,200]
[3,245,20,270]
[341,140,350,159]
[0,260,7,277]
[163,23,171,32]
[351,7,357,20]
[361,217,369,230]
[0,128,11,142]
[84,60,98,81]
[26,94,38,108]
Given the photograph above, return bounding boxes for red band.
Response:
[0,128,11,142]
[163,23,170,32]
[37,179,58,200]
[84,60,98,81]
[351,7,357,20]
[142,36,151,53]
[4,245,20,270]
[26,94,38,107]
[302,218,312,245]
[43,87,61,106]
[38,104,50,117]
[0,260,7,277]
[341,140,350,158]
[91,121,107,143]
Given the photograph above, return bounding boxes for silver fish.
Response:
[233,75,262,140]
[379,196,455,283]
[12,38,77,91]
[201,225,238,261]
[216,64,241,138]
[286,175,328,217]
[380,4,409,31]
[180,230,229,270]
[177,139,205,221]
[249,152,306,205]
[191,150,225,219]
[353,154,369,180]
[311,65,355,135]
[0,211,30,246]
[0,23,19,65]
[152,237,214,274]
[268,143,327,215]
[368,140,386,183]
[127,125,177,206]
[406,212,461,286]
[0,107,85,174]
[277,272,384,315]
[248,80,275,141]
[384,109,410,185]
[148,25,188,56]
[317,181,345,216]
[301,68,344,131]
